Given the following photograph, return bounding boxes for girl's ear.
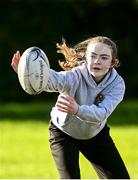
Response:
[110,62,114,68]
[111,58,120,68]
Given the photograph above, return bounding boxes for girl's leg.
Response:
[49,121,80,179]
[79,125,130,179]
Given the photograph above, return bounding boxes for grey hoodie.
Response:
[44,63,125,139]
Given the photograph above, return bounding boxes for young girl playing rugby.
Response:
[11,36,130,179]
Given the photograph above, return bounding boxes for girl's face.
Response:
[86,42,112,82]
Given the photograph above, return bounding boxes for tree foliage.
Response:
[0,0,137,102]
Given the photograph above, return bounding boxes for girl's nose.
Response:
[94,57,101,64]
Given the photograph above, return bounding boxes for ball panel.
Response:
[18,51,37,95]
[28,56,49,93]
[17,47,50,95]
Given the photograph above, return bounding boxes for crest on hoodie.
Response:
[95,93,104,105]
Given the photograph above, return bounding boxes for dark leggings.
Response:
[49,121,130,179]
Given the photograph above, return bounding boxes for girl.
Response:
[11,36,130,179]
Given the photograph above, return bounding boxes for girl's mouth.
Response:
[93,67,101,71]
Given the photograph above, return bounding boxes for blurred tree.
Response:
[0,0,137,102]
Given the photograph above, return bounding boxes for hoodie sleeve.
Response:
[76,78,125,124]
[43,69,79,94]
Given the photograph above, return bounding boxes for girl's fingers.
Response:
[56,95,78,114]
[16,51,20,59]
[56,103,69,113]
[11,51,21,73]
[56,100,70,107]
[59,95,74,103]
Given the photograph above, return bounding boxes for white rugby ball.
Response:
[18,47,50,95]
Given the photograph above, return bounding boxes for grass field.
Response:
[0,100,138,179]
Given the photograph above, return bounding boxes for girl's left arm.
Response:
[76,79,125,124]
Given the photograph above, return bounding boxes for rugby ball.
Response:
[18,47,50,95]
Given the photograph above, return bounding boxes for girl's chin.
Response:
[91,72,102,77]
[91,72,105,79]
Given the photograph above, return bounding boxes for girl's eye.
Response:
[101,56,108,60]
[91,55,96,59]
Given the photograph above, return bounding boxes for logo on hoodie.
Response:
[95,93,104,105]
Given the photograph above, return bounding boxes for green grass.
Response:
[0,121,138,179]
[0,100,138,178]
[0,120,58,178]
[111,126,138,179]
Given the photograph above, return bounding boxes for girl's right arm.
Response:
[11,51,21,73]
[11,50,78,95]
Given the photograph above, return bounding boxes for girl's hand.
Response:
[56,95,79,115]
[11,50,21,73]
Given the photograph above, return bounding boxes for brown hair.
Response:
[56,36,120,71]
